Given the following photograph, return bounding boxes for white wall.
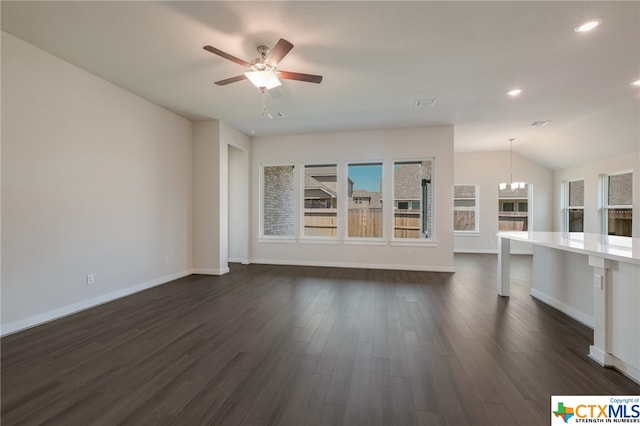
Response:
[192,120,224,274]
[193,120,251,273]
[228,145,248,263]
[1,33,193,333]
[250,126,455,271]
[553,152,640,237]
[454,151,554,253]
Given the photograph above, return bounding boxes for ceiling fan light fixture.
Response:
[244,69,281,90]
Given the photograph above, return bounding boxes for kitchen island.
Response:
[497,231,640,384]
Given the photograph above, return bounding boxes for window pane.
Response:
[454,184,477,232]
[263,165,295,236]
[304,164,337,237]
[608,173,632,205]
[393,160,432,239]
[454,185,476,198]
[569,210,584,232]
[348,163,383,238]
[454,199,475,208]
[499,183,528,231]
[454,211,475,231]
[569,180,584,207]
[607,208,632,237]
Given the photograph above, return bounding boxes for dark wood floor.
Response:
[2,254,639,425]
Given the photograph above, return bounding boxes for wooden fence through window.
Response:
[304,208,423,238]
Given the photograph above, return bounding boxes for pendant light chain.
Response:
[509,137,514,184]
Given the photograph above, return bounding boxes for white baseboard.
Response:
[530,288,594,328]
[454,249,497,254]
[1,270,193,337]
[590,346,640,385]
[453,249,533,255]
[249,258,456,273]
[193,267,230,275]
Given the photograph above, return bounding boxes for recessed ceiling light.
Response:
[507,89,522,97]
[632,80,640,86]
[266,112,285,119]
[575,18,602,33]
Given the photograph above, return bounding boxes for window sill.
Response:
[390,240,437,248]
[258,237,297,244]
[299,238,341,245]
[343,239,387,246]
[454,231,480,237]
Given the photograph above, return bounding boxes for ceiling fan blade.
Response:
[203,45,250,68]
[215,75,248,86]
[265,39,294,67]
[278,71,323,84]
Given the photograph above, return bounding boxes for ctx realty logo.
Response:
[551,396,640,424]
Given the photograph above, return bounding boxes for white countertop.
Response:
[497,231,640,265]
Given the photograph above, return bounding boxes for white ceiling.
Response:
[2,1,639,170]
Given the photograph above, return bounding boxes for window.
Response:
[262,165,295,237]
[498,184,529,231]
[303,164,337,237]
[605,172,632,237]
[393,160,433,239]
[566,179,584,232]
[454,184,478,232]
[348,163,383,238]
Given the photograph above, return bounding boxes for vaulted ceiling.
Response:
[2,1,639,170]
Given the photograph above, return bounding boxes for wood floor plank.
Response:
[2,254,639,425]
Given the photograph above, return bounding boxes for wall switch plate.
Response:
[87,274,95,285]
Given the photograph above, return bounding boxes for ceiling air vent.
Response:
[414,99,437,108]
[531,120,551,127]
[267,112,285,119]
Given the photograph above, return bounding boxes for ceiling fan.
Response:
[203,39,323,92]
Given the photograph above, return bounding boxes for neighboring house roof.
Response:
[352,189,382,205]
[306,166,337,176]
[394,164,422,199]
[304,175,336,198]
[498,187,528,198]
[454,185,476,199]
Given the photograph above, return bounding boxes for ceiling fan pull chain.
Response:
[261,88,267,116]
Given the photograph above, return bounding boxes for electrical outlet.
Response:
[594,274,603,290]
[87,274,95,285]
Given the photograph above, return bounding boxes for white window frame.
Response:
[391,158,436,243]
[564,179,584,233]
[497,183,531,233]
[259,163,297,241]
[453,184,479,233]
[344,160,386,243]
[300,162,339,241]
[601,171,633,236]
